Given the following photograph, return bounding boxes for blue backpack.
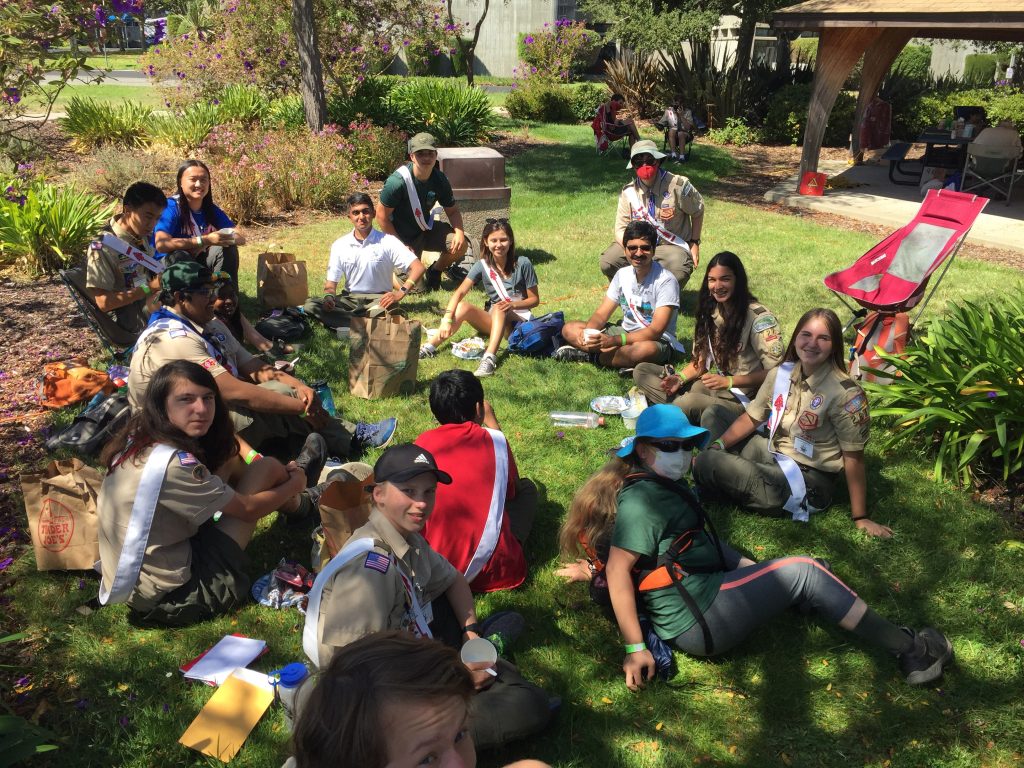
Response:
[507,311,565,357]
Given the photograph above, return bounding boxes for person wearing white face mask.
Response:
[605,405,954,693]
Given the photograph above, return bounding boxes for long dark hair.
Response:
[692,251,756,375]
[173,159,219,233]
[783,308,846,373]
[102,360,238,471]
[479,218,516,273]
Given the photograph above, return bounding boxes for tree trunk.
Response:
[734,12,757,79]
[447,0,489,88]
[291,0,326,132]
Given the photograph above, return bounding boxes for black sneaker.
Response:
[295,433,328,488]
[898,627,953,685]
[424,267,442,291]
[553,345,592,363]
[446,264,469,283]
[479,610,526,656]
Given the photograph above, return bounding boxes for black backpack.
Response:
[45,392,131,457]
[255,307,309,341]
[507,311,565,357]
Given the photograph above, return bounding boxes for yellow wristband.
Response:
[243,449,263,464]
[727,375,734,389]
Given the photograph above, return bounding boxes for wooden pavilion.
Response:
[771,1,1024,178]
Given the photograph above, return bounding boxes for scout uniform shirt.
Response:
[97,444,235,610]
[699,302,784,400]
[314,508,459,667]
[85,216,157,333]
[746,364,870,474]
[127,315,253,410]
[614,170,704,245]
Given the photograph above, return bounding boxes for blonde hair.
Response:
[558,458,631,559]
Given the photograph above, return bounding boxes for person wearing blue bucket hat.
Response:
[598,405,953,692]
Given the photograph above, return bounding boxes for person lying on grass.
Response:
[585,405,953,691]
[97,359,326,626]
[286,631,551,768]
[555,220,684,372]
[693,307,893,538]
[420,218,539,378]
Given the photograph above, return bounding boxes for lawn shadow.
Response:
[517,247,557,266]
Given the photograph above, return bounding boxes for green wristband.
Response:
[620,332,628,347]
[624,642,647,654]
[140,284,151,296]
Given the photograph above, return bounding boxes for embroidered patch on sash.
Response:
[810,394,823,409]
[844,393,867,413]
[752,315,778,333]
[769,341,783,356]
[200,358,218,370]
[364,552,390,574]
[177,451,198,467]
[798,411,819,431]
[763,332,780,343]
[214,333,226,342]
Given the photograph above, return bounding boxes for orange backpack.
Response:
[849,311,911,383]
[39,360,115,409]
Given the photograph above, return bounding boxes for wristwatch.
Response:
[688,238,701,246]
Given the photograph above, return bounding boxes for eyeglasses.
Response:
[485,217,510,225]
[631,156,656,168]
[625,244,653,253]
[646,439,699,453]
[349,207,373,217]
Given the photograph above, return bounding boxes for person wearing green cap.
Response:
[600,138,704,290]
[126,262,398,462]
[377,132,469,291]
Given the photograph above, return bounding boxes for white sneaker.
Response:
[474,352,497,377]
[419,343,437,359]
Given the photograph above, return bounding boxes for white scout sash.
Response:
[463,428,510,583]
[482,263,532,323]
[766,362,824,523]
[396,164,435,232]
[97,443,177,605]
[99,232,165,274]
[624,183,692,253]
[617,267,687,354]
[137,315,239,377]
[706,340,751,407]
[302,537,433,668]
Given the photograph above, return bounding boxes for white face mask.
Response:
[649,447,693,480]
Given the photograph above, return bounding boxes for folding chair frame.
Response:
[961,143,1020,206]
[59,267,134,360]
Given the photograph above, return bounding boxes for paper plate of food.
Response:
[451,337,487,359]
[590,395,633,414]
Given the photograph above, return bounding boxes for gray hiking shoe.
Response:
[898,627,953,685]
[553,344,592,363]
[474,352,497,377]
[419,343,437,359]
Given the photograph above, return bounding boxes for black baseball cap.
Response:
[372,443,452,485]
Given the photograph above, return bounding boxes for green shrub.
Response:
[605,51,665,118]
[867,297,1024,486]
[215,83,269,126]
[891,44,932,83]
[707,116,761,147]
[567,82,607,122]
[328,76,401,129]
[761,83,856,146]
[266,94,307,130]
[964,54,998,86]
[0,181,114,275]
[505,81,575,123]
[60,97,154,151]
[790,37,818,65]
[343,118,406,180]
[148,102,220,152]
[387,80,494,145]
[886,85,1024,140]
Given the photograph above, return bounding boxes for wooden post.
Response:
[849,29,913,163]
[799,27,880,180]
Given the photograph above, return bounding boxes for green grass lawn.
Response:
[26,82,165,112]
[6,123,1024,768]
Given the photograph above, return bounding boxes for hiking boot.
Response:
[424,267,442,291]
[353,417,398,451]
[474,352,497,378]
[479,610,526,656]
[553,345,593,363]
[419,343,437,359]
[294,433,328,489]
[898,627,953,685]
[281,491,316,526]
[446,264,469,283]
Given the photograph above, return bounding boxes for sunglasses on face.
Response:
[485,217,510,225]
[625,243,653,253]
[646,439,699,453]
[631,156,656,168]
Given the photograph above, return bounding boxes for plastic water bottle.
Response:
[311,381,337,417]
[549,411,605,428]
[270,662,309,727]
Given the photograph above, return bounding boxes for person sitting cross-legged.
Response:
[555,220,684,371]
[304,192,425,330]
[416,370,537,593]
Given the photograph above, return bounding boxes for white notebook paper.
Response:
[183,635,267,686]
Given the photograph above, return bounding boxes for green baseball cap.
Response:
[160,261,229,292]
[408,132,438,154]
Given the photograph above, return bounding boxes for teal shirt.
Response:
[611,478,724,640]
[379,163,456,245]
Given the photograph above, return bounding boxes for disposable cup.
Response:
[583,328,601,342]
[460,637,498,674]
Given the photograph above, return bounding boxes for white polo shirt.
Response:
[326,228,418,294]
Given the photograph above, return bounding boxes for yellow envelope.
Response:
[179,668,274,762]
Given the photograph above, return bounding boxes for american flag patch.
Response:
[177,451,198,467]
[363,552,390,574]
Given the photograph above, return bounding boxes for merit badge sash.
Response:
[396,164,435,232]
[624,182,691,252]
[618,267,686,354]
[463,428,510,583]
[767,362,824,522]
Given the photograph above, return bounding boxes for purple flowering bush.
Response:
[343,119,406,180]
[515,19,600,84]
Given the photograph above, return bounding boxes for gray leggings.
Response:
[673,555,859,656]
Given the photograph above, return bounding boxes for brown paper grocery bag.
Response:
[21,459,102,571]
[256,252,308,308]
[348,314,421,399]
[314,470,374,570]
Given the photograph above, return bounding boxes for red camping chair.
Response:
[592,104,628,157]
[823,188,988,381]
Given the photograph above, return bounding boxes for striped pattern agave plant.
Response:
[865,297,1024,487]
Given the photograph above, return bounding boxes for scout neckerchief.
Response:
[617,265,687,354]
[624,172,692,251]
[396,164,435,232]
[97,443,177,605]
[767,362,824,523]
[96,232,165,274]
[140,307,239,377]
[302,535,433,668]
[482,260,532,323]
[463,428,510,583]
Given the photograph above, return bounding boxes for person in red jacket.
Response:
[417,370,537,593]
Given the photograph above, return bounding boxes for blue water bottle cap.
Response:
[277,662,309,688]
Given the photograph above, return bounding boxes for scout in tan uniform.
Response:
[600,139,704,290]
[127,262,397,460]
[97,360,309,626]
[85,182,166,337]
[694,308,893,538]
[303,444,553,751]
[633,251,783,424]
